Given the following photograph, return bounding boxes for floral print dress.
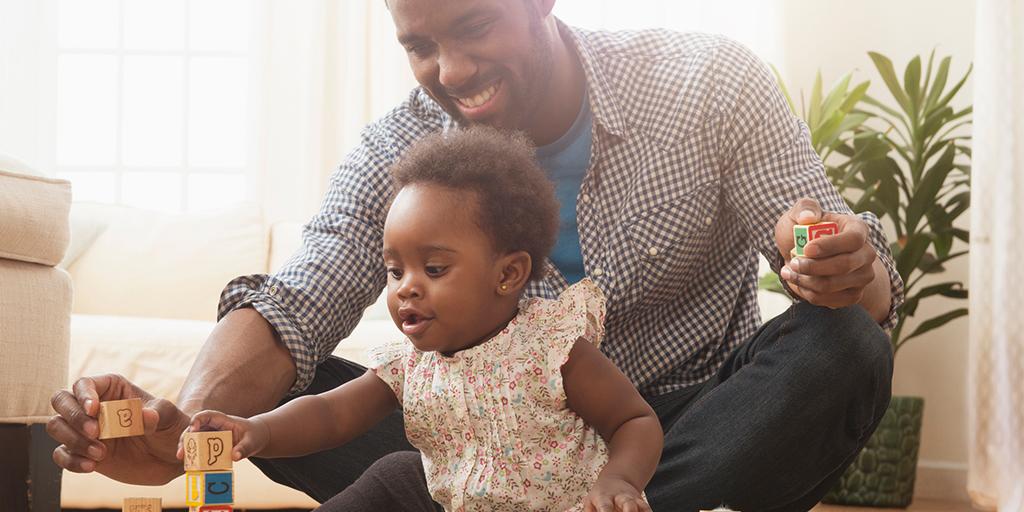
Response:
[369,279,610,512]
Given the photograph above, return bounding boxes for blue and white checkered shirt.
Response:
[218,25,904,396]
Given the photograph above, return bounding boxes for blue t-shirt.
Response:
[535,92,592,284]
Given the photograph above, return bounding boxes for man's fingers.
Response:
[791,248,875,277]
[45,415,104,461]
[789,198,823,225]
[53,444,97,473]
[50,389,99,439]
[805,218,868,258]
[784,262,875,296]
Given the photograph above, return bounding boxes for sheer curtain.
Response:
[968,0,1024,510]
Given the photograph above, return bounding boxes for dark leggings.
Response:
[314,451,442,512]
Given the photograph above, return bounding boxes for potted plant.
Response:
[769,51,972,507]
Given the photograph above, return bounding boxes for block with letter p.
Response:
[185,470,234,507]
[182,430,233,471]
[793,221,839,257]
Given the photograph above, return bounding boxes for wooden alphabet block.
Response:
[98,398,145,439]
[185,470,234,507]
[123,497,161,512]
[189,506,233,512]
[793,221,838,257]
[182,430,233,471]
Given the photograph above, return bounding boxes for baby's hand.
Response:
[174,410,270,462]
[584,476,651,512]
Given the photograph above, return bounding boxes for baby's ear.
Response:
[497,251,532,295]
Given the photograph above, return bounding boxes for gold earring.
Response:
[500,284,508,291]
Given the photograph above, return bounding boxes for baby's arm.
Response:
[181,370,398,461]
[563,339,662,510]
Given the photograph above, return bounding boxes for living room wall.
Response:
[776,0,975,502]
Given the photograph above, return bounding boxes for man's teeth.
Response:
[457,83,498,108]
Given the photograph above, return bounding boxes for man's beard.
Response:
[447,15,555,133]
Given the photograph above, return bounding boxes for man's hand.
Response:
[774,198,878,309]
[48,374,191,485]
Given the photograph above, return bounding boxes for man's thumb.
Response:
[792,198,823,225]
[143,398,185,434]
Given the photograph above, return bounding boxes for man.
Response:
[48,0,903,510]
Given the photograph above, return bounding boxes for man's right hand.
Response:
[48,374,191,485]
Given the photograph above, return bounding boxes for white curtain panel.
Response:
[968,0,1024,510]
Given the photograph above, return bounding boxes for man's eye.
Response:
[406,43,434,58]
[462,21,491,38]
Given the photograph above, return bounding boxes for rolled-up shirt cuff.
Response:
[218,274,318,395]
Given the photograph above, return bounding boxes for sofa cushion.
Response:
[0,260,72,423]
[0,167,72,266]
[68,203,268,322]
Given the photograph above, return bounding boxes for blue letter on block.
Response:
[204,471,234,505]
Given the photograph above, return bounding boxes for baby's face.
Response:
[383,184,512,354]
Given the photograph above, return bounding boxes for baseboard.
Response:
[916,459,971,503]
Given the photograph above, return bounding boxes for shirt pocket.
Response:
[624,187,718,307]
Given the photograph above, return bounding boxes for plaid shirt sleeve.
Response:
[713,38,904,331]
[216,106,433,395]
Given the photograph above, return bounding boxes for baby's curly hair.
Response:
[389,126,559,282]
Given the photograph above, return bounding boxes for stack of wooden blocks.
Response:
[183,430,235,511]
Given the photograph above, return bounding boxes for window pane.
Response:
[58,0,119,49]
[124,0,186,51]
[122,172,182,212]
[57,55,118,165]
[122,56,184,166]
[186,173,245,212]
[189,0,250,52]
[58,171,116,203]
[188,57,248,167]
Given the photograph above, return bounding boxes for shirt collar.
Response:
[560,20,630,140]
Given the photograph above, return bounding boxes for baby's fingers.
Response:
[614,494,650,512]
[188,410,234,432]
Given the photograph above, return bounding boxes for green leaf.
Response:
[821,73,853,119]
[869,51,913,116]
[904,55,922,114]
[900,308,969,345]
[770,64,798,116]
[933,63,973,111]
[896,233,932,282]
[808,71,824,130]
[905,143,956,233]
[902,281,967,316]
[839,81,871,114]
[924,56,952,113]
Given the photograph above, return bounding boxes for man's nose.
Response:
[437,48,477,92]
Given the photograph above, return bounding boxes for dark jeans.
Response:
[251,301,893,512]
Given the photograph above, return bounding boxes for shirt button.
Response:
[704,216,713,226]
[581,193,591,203]
[268,285,279,296]
[647,247,658,256]
[592,268,604,277]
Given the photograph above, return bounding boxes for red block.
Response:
[807,222,838,242]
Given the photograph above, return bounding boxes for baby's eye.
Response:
[425,265,447,277]
[387,268,402,280]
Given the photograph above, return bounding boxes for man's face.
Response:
[388,0,554,131]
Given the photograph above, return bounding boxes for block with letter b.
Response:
[793,221,838,257]
[98,398,145,439]
[185,470,234,507]
[182,430,233,471]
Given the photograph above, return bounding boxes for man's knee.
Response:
[792,302,893,382]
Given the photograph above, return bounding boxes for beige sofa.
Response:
[57,200,792,509]
[0,155,72,511]
[59,202,397,509]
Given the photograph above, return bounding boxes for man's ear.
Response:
[496,251,532,296]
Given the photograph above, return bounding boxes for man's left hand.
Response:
[774,198,877,309]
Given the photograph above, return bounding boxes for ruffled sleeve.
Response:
[367,338,413,403]
[525,279,607,404]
